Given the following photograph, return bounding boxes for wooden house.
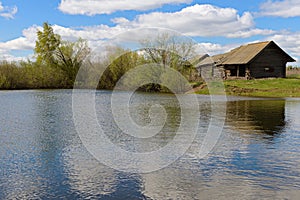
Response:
[196,41,295,79]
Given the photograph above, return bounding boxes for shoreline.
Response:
[1,87,300,99]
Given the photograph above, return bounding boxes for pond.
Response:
[0,90,299,199]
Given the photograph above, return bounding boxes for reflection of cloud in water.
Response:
[285,100,300,130]
[62,145,117,197]
[140,160,300,199]
[1,170,43,199]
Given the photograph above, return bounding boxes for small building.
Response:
[196,41,296,79]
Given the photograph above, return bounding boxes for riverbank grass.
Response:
[195,78,300,97]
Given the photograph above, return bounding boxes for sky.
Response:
[0,0,299,65]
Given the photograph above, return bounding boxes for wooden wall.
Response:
[249,43,288,78]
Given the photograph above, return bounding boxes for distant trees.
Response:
[0,61,68,89]
[0,24,199,91]
[0,22,91,89]
[96,34,198,92]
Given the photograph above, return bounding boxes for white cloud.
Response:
[0,4,287,61]
[0,25,38,51]
[227,29,277,38]
[53,3,272,50]
[0,1,17,19]
[128,4,255,37]
[0,53,32,62]
[111,17,130,25]
[199,42,230,55]
[260,0,300,17]
[0,4,274,50]
[58,0,192,15]
[0,25,38,61]
[66,4,264,39]
[51,24,127,41]
[0,37,34,50]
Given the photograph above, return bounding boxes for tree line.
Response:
[0,22,199,91]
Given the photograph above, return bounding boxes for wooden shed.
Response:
[197,41,295,79]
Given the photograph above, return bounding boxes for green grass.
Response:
[194,78,300,97]
[287,74,300,79]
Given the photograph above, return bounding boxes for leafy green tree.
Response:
[35,22,61,66]
[98,47,141,89]
[35,22,91,86]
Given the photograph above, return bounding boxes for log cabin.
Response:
[196,41,295,79]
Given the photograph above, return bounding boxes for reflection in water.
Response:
[0,91,75,199]
[226,100,286,135]
[94,91,183,153]
[140,100,300,200]
[62,145,118,198]
[0,91,299,199]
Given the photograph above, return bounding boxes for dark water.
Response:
[0,90,299,199]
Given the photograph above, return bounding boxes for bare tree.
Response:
[140,33,198,81]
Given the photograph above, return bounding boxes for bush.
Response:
[0,61,69,89]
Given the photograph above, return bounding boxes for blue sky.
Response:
[0,0,299,64]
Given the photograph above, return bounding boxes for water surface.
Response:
[0,90,299,199]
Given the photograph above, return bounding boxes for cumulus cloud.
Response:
[199,42,232,55]
[227,29,277,38]
[260,0,300,17]
[51,24,127,41]
[0,26,38,61]
[54,4,272,41]
[58,3,271,38]
[58,0,192,15]
[0,1,18,19]
[1,4,274,49]
[0,4,285,61]
[0,53,32,62]
[0,37,34,50]
[128,4,256,37]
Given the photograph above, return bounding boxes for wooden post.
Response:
[237,65,239,77]
[246,67,250,80]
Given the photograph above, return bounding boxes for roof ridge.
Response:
[203,40,295,66]
[213,41,273,65]
[239,40,271,47]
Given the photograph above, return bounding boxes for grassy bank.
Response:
[195,78,300,97]
[224,78,300,97]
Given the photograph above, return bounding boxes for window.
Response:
[264,67,274,72]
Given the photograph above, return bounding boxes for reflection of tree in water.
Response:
[97,92,182,153]
[226,100,286,135]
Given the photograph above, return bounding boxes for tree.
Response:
[35,22,91,86]
[137,33,199,92]
[98,46,140,89]
[35,22,61,66]
[54,38,91,84]
[141,34,194,65]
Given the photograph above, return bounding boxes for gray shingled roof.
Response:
[197,41,295,67]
